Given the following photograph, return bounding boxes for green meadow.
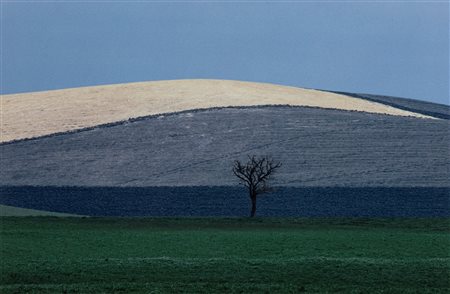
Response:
[1,217,449,293]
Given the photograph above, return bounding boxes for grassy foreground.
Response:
[1,217,449,293]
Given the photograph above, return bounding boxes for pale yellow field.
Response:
[1,79,432,142]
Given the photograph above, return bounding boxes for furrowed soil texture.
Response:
[2,107,448,188]
[1,218,449,293]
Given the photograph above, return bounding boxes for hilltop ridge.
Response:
[1,79,436,142]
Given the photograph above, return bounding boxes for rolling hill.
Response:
[1,79,434,143]
[1,80,449,216]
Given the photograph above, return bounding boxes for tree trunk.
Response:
[250,196,257,217]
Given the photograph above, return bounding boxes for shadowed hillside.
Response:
[1,186,448,217]
[1,106,448,187]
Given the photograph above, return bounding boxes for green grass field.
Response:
[1,217,449,293]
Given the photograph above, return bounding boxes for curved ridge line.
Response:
[0,104,431,146]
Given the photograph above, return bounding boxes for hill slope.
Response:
[1,106,448,187]
[2,81,448,216]
[1,79,434,142]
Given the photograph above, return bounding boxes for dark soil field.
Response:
[1,217,449,293]
[1,186,448,217]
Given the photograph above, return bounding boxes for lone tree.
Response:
[232,155,282,217]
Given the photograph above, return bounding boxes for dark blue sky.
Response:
[2,1,449,105]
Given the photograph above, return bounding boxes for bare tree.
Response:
[232,155,282,217]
